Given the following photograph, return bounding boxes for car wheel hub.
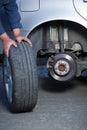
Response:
[47,53,77,82]
[54,59,70,76]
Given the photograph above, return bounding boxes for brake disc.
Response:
[47,53,77,82]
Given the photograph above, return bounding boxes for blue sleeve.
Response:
[4,0,22,30]
[0,20,5,34]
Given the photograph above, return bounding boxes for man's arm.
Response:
[4,0,32,45]
[0,0,32,57]
[0,17,17,57]
[4,0,22,30]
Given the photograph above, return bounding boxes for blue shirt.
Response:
[0,0,22,35]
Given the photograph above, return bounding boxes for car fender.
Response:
[19,0,87,35]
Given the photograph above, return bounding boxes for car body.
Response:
[19,0,87,34]
[1,0,87,112]
[18,0,87,81]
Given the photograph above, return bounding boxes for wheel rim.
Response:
[4,58,13,103]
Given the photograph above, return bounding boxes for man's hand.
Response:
[13,28,32,46]
[15,35,32,47]
[0,29,32,57]
[2,38,17,57]
[0,33,17,57]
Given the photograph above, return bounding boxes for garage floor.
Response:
[0,65,87,130]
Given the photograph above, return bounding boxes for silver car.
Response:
[1,0,87,112]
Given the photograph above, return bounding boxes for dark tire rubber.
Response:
[3,42,38,113]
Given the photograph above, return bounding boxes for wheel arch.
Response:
[26,19,87,55]
[26,19,87,37]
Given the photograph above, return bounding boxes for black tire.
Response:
[3,42,38,113]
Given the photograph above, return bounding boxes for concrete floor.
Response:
[0,66,87,130]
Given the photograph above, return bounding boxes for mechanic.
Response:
[0,0,32,57]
